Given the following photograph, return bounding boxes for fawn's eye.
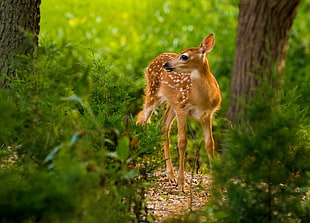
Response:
[180,54,188,61]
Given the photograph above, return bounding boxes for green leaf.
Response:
[62,94,83,104]
[214,211,228,220]
[105,152,120,160]
[116,136,130,163]
[69,131,86,145]
[44,145,62,163]
[147,215,154,222]
[121,169,139,179]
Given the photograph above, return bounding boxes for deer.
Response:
[136,33,221,192]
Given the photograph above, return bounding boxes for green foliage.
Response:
[0,167,77,222]
[209,75,310,223]
[0,93,17,144]
[1,42,78,162]
[0,42,163,222]
[286,0,310,117]
[1,0,310,222]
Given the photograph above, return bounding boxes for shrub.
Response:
[0,42,163,222]
[209,75,310,223]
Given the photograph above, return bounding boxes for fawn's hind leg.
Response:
[161,105,176,184]
[136,96,161,125]
[201,115,215,167]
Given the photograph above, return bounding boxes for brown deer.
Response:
[136,34,221,191]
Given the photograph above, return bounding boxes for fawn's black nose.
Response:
[163,62,173,72]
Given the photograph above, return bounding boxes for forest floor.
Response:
[145,169,212,222]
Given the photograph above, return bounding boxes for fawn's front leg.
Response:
[176,110,188,192]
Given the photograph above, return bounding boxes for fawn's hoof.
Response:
[178,179,185,192]
[166,174,177,186]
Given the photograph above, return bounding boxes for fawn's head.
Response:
[163,33,214,73]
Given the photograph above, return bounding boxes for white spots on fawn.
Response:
[145,53,193,106]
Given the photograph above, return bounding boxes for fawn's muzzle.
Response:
[163,62,174,72]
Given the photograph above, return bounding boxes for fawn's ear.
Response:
[200,33,214,54]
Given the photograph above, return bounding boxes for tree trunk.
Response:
[227,0,300,124]
[0,0,41,83]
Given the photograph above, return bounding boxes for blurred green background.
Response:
[40,0,310,114]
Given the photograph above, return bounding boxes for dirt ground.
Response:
[145,169,212,222]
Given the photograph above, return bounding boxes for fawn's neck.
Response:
[190,55,213,82]
[189,56,221,109]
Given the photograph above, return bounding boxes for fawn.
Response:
[136,34,221,191]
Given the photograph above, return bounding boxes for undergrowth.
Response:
[0,42,163,222]
[208,75,310,223]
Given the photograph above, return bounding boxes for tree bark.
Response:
[227,0,300,124]
[0,0,41,82]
